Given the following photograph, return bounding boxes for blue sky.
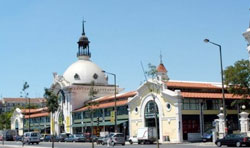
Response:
[0,0,249,98]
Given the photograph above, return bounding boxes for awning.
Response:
[71,120,127,127]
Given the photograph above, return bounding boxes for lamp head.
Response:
[242,105,246,110]
[204,39,210,43]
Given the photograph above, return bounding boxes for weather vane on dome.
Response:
[82,17,86,35]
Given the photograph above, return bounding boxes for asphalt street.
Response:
[0,141,221,148]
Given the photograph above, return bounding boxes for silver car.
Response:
[23,132,40,145]
[110,133,125,146]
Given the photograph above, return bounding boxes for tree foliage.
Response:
[44,88,59,114]
[224,59,250,105]
[0,111,12,130]
[83,81,99,111]
[20,81,29,98]
[0,82,33,130]
[145,63,157,79]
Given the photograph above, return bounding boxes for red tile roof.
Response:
[74,91,136,112]
[167,81,220,89]
[181,92,250,100]
[21,107,48,114]
[74,99,128,112]
[157,63,167,73]
[95,91,137,103]
[24,112,49,118]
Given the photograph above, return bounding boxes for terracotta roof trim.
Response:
[24,112,49,118]
[181,92,250,100]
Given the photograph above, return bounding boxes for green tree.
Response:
[20,81,31,132]
[83,81,98,148]
[0,111,12,130]
[224,59,250,107]
[44,88,59,148]
[20,81,29,98]
[145,63,157,79]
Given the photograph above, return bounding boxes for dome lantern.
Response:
[77,19,91,58]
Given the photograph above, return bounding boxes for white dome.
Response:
[63,56,108,85]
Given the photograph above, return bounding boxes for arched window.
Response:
[144,100,158,117]
[74,73,80,80]
[58,90,65,103]
[15,120,19,129]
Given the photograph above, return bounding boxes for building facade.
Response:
[0,98,46,113]
[49,22,122,135]
[10,21,250,143]
[11,107,50,135]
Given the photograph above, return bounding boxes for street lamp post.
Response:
[204,39,227,135]
[102,71,117,132]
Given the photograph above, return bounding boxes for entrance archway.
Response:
[15,120,19,135]
[144,100,159,138]
[58,111,65,134]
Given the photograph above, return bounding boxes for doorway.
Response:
[144,100,159,139]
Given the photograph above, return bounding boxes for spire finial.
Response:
[160,51,163,64]
[82,18,86,35]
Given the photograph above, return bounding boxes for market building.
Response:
[10,21,250,143]
[70,59,249,143]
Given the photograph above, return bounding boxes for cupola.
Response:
[77,19,91,58]
[156,53,169,81]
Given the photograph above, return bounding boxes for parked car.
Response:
[0,130,16,141]
[96,136,106,145]
[65,134,85,142]
[91,135,98,142]
[110,133,125,146]
[202,129,214,142]
[101,134,113,145]
[215,133,250,147]
[23,132,40,145]
[55,133,70,142]
[40,134,49,141]
[45,135,53,142]
[128,136,138,144]
[14,135,22,141]
[84,133,97,142]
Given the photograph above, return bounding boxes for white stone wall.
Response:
[128,80,183,143]
[10,108,23,135]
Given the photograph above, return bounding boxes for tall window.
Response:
[145,101,158,117]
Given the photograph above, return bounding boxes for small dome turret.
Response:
[77,19,91,58]
[157,53,169,81]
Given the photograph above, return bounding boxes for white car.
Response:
[23,132,40,145]
[128,136,138,144]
